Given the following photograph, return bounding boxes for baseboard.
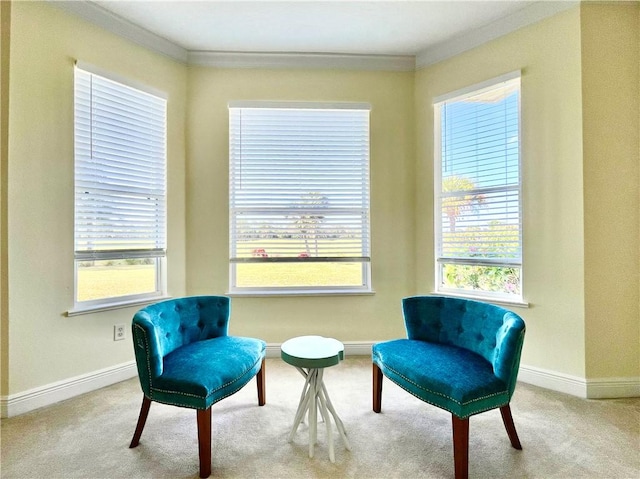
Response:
[266,340,373,358]
[3,344,364,418]
[1,361,137,418]
[517,364,640,399]
[4,343,637,418]
[344,341,376,356]
[517,364,588,397]
[586,376,640,399]
[266,343,282,358]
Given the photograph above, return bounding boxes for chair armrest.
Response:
[493,313,526,395]
[132,310,164,395]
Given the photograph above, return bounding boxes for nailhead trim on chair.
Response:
[135,319,265,408]
[146,383,249,410]
[133,323,156,401]
[375,357,509,419]
[151,353,265,404]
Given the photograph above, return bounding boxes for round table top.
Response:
[281,335,345,369]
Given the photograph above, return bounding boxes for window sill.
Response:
[432,291,529,309]
[66,295,171,317]
[227,289,375,298]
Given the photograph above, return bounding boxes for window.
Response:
[73,64,167,311]
[228,102,371,294]
[434,72,522,302]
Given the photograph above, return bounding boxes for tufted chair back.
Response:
[402,295,525,395]
[131,296,231,396]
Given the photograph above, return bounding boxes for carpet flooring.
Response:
[1,356,638,479]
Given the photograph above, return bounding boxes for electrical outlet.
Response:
[114,324,126,341]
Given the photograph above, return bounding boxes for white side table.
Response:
[281,335,351,463]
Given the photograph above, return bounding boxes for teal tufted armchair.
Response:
[129,296,266,478]
[372,296,526,479]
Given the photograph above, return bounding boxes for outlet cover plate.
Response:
[114,324,126,341]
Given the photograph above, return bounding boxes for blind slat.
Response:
[74,67,167,258]
[229,106,370,261]
[436,77,521,267]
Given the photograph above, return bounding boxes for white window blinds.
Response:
[74,66,167,261]
[229,103,371,263]
[435,75,521,268]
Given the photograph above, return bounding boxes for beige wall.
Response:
[415,8,588,377]
[3,1,638,404]
[5,1,187,394]
[186,67,415,342]
[1,0,11,397]
[415,4,640,382]
[581,2,640,379]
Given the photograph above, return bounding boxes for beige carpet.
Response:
[1,356,638,479]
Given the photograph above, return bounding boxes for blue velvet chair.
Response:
[129,296,266,478]
[372,296,526,479]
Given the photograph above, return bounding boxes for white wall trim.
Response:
[4,345,636,418]
[188,51,415,71]
[518,365,640,399]
[266,343,282,358]
[266,340,373,358]
[50,0,188,63]
[50,0,578,72]
[343,341,377,356]
[416,1,579,69]
[1,361,137,418]
[277,342,640,400]
[517,364,588,398]
[586,376,640,399]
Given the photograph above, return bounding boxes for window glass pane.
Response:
[440,264,521,296]
[232,227,367,260]
[74,66,166,307]
[76,259,157,302]
[441,213,520,260]
[435,75,522,299]
[229,104,371,292]
[235,262,364,288]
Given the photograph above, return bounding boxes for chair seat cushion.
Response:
[372,339,510,418]
[150,336,266,410]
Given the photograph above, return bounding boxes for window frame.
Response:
[70,63,168,314]
[433,71,525,304]
[227,101,372,296]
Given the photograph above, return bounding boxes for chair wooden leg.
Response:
[129,396,152,448]
[372,363,383,413]
[500,404,522,450]
[197,407,212,479]
[452,415,469,479]
[257,358,266,406]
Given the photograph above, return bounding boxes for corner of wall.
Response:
[580,1,640,381]
[0,0,12,400]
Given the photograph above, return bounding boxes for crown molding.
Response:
[50,0,189,63]
[188,51,415,71]
[52,0,413,71]
[416,1,579,69]
[52,0,578,72]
